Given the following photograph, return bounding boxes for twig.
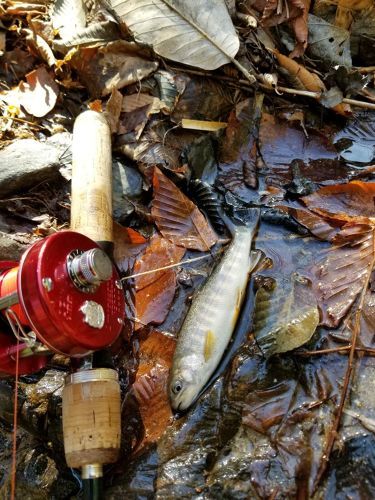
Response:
[295,346,375,356]
[357,66,375,74]
[313,230,375,492]
[168,64,375,110]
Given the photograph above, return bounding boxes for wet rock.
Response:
[156,379,224,498]
[112,159,143,221]
[106,446,159,499]
[325,434,375,500]
[0,232,27,260]
[0,133,71,198]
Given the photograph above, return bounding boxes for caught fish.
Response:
[169,211,260,411]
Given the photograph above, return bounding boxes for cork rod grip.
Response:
[71,110,113,245]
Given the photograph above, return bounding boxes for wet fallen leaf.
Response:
[18,66,59,117]
[302,181,375,222]
[152,167,218,251]
[314,224,374,327]
[293,182,375,327]
[113,223,147,274]
[131,329,176,454]
[111,0,240,70]
[253,274,319,357]
[133,234,186,328]
[258,112,338,186]
[334,112,375,164]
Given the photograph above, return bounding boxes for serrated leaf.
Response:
[110,0,239,70]
[253,274,319,357]
[131,330,176,454]
[314,224,374,327]
[151,167,218,251]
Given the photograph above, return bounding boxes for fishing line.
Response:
[10,335,20,500]
[118,254,211,282]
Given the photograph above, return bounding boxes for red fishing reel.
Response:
[0,231,125,376]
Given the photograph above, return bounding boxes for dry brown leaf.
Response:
[131,330,176,454]
[245,0,310,57]
[119,94,165,139]
[70,40,158,97]
[152,167,218,251]
[18,66,59,117]
[274,50,351,115]
[4,0,48,16]
[335,0,374,28]
[105,88,123,134]
[23,28,56,67]
[133,234,185,328]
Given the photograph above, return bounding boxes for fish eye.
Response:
[172,380,183,394]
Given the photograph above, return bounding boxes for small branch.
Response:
[295,346,375,356]
[357,66,375,74]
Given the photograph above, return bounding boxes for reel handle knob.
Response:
[68,248,113,290]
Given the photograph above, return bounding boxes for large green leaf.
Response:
[110,0,240,70]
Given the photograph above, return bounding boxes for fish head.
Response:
[169,356,201,411]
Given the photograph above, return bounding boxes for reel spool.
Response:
[0,230,125,376]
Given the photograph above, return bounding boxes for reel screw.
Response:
[42,277,53,292]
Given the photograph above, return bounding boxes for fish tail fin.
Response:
[221,208,260,237]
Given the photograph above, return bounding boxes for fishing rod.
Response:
[0,111,124,499]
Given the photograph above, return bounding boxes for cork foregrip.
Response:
[62,379,121,468]
[71,110,113,243]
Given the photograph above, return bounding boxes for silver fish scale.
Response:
[174,227,253,364]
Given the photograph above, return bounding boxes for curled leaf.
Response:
[152,167,218,251]
[18,66,59,117]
